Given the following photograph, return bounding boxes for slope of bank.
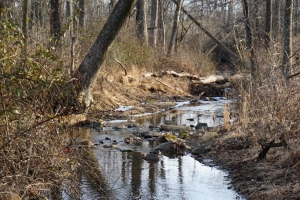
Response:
[87,71,300,200]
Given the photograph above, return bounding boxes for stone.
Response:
[143,153,160,162]
[192,143,212,155]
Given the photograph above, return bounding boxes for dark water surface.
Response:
[81,99,241,200]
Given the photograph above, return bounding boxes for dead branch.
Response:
[114,56,127,76]
[257,137,288,161]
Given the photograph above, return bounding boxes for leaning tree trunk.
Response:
[73,0,137,109]
[167,0,182,57]
[170,0,249,68]
[282,0,294,79]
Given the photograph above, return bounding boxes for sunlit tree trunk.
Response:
[282,0,294,78]
[149,0,158,47]
[265,0,272,48]
[136,0,148,44]
[167,0,182,57]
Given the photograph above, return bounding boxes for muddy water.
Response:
[81,99,241,200]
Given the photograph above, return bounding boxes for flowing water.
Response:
[80,98,242,200]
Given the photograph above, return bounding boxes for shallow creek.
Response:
[80,98,242,200]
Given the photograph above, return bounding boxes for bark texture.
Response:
[282,0,294,78]
[167,0,182,57]
[136,0,148,44]
[74,0,137,108]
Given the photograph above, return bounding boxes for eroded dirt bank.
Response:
[86,72,300,200]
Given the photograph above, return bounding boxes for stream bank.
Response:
[77,72,300,200]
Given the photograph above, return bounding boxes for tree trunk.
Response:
[73,0,137,109]
[242,0,256,76]
[254,0,260,48]
[22,0,29,54]
[265,0,272,48]
[294,0,299,36]
[170,0,249,68]
[66,1,71,19]
[272,0,281,40]
[149,0,158,47]
[282,0,294,79]
[78,0,85,28]
[109,0,116,12]
[227,0,233,23]
[50,0,61,44]
[136,0,148,44]
[167,0,182,57]
[157,0,165,52]
[0,0,6,17]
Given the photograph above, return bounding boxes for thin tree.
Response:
[78,0,85,28]
[73,0,137,109]
[149,0,158,47]
[272,0,281,40]
[282,0,294,78]
[22,0,29,53]
[50,0,61,45]
[265,0,272,48]
[157,0,165,51]
[167,0,182,57]
[242,0,256,76]
[136,0,148,44]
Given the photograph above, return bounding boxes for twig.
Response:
[113,56,127,76]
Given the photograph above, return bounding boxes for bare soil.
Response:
[88,72,300,200]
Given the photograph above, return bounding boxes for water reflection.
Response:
[83,130,238,200]
[81,99,239,200]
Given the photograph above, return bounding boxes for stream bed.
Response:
[80,98,242,200]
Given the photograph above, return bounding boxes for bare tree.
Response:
[136,0,148,44]
[78,0,85,28]
[265,0,272,48]
[167,0,182,57]
[73,0,137,109]
[282,0,294,78]
[149,0,158,47]
[50,0,61,44]
[242,0,256,75]
[157,0,165,51]
[272,0,281,40]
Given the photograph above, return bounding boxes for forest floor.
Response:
[86,70,300,200]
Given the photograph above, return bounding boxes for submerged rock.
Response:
[192,142,212,155]
[143,153,160,162]
[160,124,191,132]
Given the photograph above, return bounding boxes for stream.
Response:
[79,98,242,200]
